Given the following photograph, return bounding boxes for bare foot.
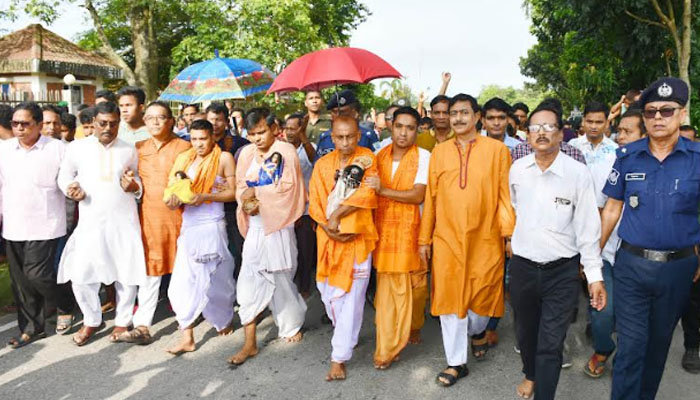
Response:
[408,330,422,344]
[218,324,235,336]
[373,355,399,370]
[284,331,303,343]
[516,378,535,398]
[228,346,259,365]
[325,362,346,381]
[166,339,195,355]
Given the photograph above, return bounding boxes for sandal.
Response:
[109,326,132,343]
[436,364,469,387]
[583,353,608,378]
[8,332,46,349]
[73,323,105,346]
[56,314,74,335]
[471,336,489,361]
[121,326,153,345]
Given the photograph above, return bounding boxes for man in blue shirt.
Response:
[316,89,380,159]
[600,77,700,400]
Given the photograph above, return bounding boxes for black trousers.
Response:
[681,278,700,350]
[293,215,317,294]
[6,239,73,336]
[224,207,244,280]
[510,255,580,400]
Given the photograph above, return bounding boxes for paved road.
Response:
[0,293,696,399]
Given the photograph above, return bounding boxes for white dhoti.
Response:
[317,256,371,363]
[168,218,236,331]
[440,311,490,366]
[237,217,306,338]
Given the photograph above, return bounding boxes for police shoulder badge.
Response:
[658,83,673,98]
[607,168,620,185]
[629,194,639,209]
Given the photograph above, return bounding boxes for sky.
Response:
[7,0,537,98]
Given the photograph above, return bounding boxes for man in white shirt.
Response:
[569,101,618,169]
[284,113,317,298]
[509,102,607,400]
[58,101,146,346]
[0,102,75,348]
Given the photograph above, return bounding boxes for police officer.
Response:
[600,77,700,400]
[316,89,380,159]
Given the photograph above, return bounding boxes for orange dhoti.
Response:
[373,144,429,364]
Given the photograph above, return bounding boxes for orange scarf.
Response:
[169,145,222,201]
[374,144,421,273]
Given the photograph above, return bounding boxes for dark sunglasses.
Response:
[642,107,681,119]
[10,121,34,128]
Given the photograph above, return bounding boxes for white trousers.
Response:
[72,282,138,328]
[133,275,161,328]
[318,256,371,363]
[440,311,490,366]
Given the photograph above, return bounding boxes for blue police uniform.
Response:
[315,126,380,159]
[603,128,700,397]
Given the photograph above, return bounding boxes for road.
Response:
[0,293,696,399]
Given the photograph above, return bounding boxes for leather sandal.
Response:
[72,323,105,346]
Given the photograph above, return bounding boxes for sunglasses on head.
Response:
[642,107,681,119]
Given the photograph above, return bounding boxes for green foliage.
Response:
[521,0,699,125]
[379,79,417,105]
[477,84,551,111]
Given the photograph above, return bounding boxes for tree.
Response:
[379,79,417,105]
[521,0,697,121]
[477,84,550,111]
[2,0,369,101]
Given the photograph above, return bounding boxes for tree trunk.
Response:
[130,4,159,101]
[678,0,692,119]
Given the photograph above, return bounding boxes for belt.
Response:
[621,241,696,262]
[513,255,579,270]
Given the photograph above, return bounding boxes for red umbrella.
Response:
[267,47,401,94]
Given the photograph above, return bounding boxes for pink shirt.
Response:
[0,136,67,241]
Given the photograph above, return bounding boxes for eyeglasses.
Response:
[527,123,559,133]
[95,120,120,129]
[144,115,170,122]
[10,121,34,128]
[642,107,681,119]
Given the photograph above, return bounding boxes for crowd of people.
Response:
[0,72,698,400]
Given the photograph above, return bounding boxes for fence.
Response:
[0,90,64,106]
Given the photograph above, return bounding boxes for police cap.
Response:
[639,77,688,107]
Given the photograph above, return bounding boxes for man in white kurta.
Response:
[228,110,307,365]
[57,102,146,346]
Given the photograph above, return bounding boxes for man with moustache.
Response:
[419,94,515,386]
[316,90,380,158]
[482,98,521,150]
[416,95,454,151]
[1,102,75,348]
[41,104,63,140]
[601,78,700,399]
[113,101,191,344]
[510,101,606,399]
[57,101,146,346]
[366,106,430,369]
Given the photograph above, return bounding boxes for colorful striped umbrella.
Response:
[159,55,276,103]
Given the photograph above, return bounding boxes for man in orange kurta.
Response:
[418,94,515,386]
[119,101,190,344]
[309,116,378,382]
[366,107,430,369]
